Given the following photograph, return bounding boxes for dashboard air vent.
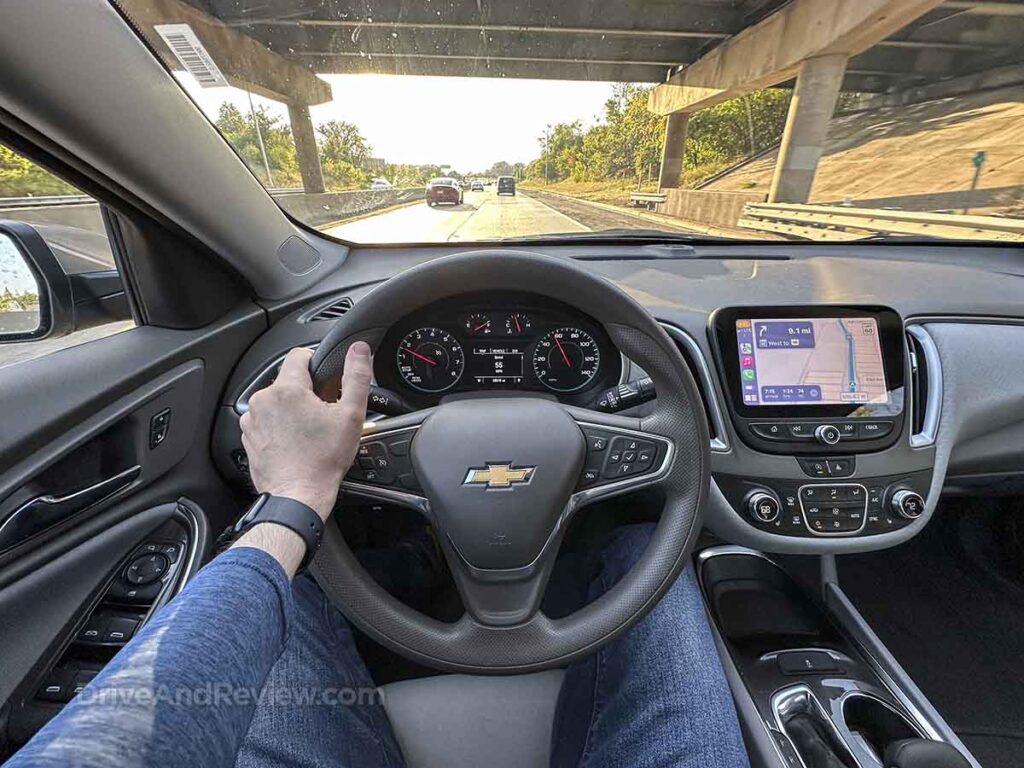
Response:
[906,331,927,436]
[309,297,353,322]
[905,326,941,447]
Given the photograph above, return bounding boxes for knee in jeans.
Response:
[603,522,657,563]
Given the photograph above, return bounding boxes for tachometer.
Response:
[397,328,464,393]
[532,327,601,392]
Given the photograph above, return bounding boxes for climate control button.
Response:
[891,489,925,519]
[747,491,782,523]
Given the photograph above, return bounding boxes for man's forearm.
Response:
[7,547,295,768]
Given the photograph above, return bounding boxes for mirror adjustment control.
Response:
[814,424,842,446]
[747,491,781,523]
[891,489,925,519]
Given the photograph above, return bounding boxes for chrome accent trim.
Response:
[0,465,142,552]
[234,343,318,415]
[797,483,868,537]
[905,325,942,448]
[657,321,730,453]
[772,686,855,768]
[172,501,206,595]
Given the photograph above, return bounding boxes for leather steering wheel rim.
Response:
[308,250,710,674]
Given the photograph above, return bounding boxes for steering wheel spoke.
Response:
[566,410,676,513]
[339,411,433,519]
[439,530,561,627]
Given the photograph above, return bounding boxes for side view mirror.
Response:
[0,220,129,343]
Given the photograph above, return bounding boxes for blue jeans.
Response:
[6,524,748,768]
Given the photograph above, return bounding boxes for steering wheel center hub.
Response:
[411,398,586,569]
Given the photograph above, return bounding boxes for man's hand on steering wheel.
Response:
[239,343,373,521]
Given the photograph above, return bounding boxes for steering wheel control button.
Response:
[587,433,609,452]
[814,424,842,446]
[750,422,786,440]
[861,420,894,439]
[387,438,411,456]
[580,468,600,486]
[747,492,781,523]
[891,489,925,519]
[125,553,169,586]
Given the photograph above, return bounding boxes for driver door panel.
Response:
[0,309,264,751]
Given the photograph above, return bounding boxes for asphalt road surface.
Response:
[325,187,693,243]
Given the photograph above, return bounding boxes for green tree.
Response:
[316,120,373,190]
[0,145,78,197]
[214,103,300,187]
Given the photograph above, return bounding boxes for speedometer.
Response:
[532,327,601,392]
[397,327,464,392]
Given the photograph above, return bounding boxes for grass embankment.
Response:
[521,162,737,208]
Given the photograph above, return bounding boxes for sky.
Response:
[179,73,617,172]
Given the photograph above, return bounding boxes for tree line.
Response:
[518,84,793,187]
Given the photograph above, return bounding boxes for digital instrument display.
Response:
[735,317,889,406]
[470,344,525,386]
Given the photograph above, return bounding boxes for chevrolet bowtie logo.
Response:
[463,463,535,489]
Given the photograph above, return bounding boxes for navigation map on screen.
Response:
[735,317,888,406]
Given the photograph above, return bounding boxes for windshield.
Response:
[113,0,1023,245]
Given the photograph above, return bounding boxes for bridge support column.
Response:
[768,54,848,203]
[658,113,690,189]
[287,103,326,193]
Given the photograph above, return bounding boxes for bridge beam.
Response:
[287,104,326,193]
[658,114,690,189]
[768,55,848,203]
[648,0,944,116]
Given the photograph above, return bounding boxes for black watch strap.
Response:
[234,494,324,572]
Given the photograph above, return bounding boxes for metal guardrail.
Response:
[738,202,1024,242]
[629,192,667,210]
[0,188,308,210]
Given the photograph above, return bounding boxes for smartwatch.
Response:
[234,493,324,572]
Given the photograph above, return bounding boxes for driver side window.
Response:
[0,144,134,369]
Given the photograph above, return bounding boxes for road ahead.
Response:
[325,188,689,243]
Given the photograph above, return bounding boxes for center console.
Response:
[707,306,935,541]
[697,547,973,768]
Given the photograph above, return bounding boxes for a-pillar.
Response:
[768,54,848,203]
[657,113,690,189]
[287,103,326,193]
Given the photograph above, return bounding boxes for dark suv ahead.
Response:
[497,176,516,196]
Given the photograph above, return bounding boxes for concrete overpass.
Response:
[120,0,1024,204]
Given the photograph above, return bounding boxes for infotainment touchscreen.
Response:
[734,317,888,407]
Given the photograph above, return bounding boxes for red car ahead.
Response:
[426,177,463,206]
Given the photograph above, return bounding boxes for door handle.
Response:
[0,465,141,553]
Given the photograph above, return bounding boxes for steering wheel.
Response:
[308,250,709,674]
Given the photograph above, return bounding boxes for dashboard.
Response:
[373,292,622,408]
[215,240,1024,556]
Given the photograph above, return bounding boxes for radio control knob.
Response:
[891,490,925,520]
[747,491,781,523]
[814,424,842,446]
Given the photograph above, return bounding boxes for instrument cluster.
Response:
[375,292,621,406]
